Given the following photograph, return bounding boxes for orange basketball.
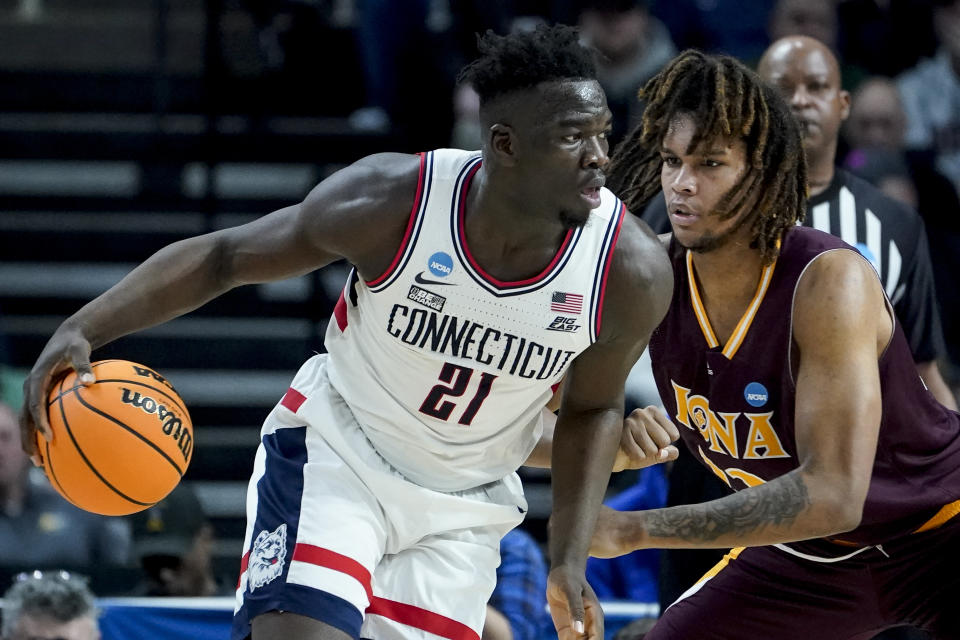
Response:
[38,359,193,516]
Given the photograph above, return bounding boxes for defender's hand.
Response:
[589,506,641,559]
[613,405,680,471]
[19,325,95,463]
[547,565,604,640]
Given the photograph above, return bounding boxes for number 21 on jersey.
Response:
[419,363,497,426]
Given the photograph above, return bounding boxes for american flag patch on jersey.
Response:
[551,291,583,314]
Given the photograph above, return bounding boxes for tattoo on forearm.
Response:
[645,472,811,542]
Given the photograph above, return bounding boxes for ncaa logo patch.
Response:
[744,382,768,408]
[248,523,288,592]
[428,252,454,278]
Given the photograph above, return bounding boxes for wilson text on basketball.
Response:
[120,389,193,460]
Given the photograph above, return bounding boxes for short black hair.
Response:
[457,25,598,107]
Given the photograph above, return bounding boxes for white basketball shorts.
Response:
[231,355,528,640]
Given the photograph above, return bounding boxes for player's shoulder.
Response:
[793,246,886,337]
[602,211,673,327]
[349,152,424,187]
[296,152,424,269]
[301,152,421,221]
[615,209,672,278]
[790,245,890,381]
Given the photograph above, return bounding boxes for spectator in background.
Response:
[844,148,919,208]
[765,0,864,89]
[845,77,910,151]
[450,82,483,151]
[768,0,839,52]
[844,75,960,392]
[649,0,772,63]
[350,0,456,147]
[483,528,552,640]
[0,402,130,570]
[898,0,960,194]
[1,570,100,640]
[578,0,676,145]
[843,76,960,252]
[863,76,960,225]
[128,483,222,597]
[838,0,938,77]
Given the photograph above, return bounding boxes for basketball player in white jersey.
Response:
[18,25,673,640]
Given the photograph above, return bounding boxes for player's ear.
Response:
[489,123,518,167]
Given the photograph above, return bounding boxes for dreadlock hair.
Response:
[607,50,807,264]
[457,24,598,108]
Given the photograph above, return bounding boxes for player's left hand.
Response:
[547,565,604,640]
[612,405,680,471]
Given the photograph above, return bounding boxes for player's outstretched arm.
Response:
[547,215,672,640]
[20,152,420,455]
[591,250,888,557]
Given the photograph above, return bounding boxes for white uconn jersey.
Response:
[324,149,625,491]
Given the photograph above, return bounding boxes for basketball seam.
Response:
[46,361,122,408]
[73,387,187,478]
[48,383,79,408]
[58,390,157,506]
[48,377,80,507]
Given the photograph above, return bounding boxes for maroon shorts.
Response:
[646,516,960,640]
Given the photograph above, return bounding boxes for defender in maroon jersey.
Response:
[595,50,960,638]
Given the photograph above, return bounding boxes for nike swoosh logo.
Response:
[414,272,455,286]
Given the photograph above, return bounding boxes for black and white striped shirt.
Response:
[805,169,944,362]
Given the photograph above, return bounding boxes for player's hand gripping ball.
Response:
[37,359,193,515]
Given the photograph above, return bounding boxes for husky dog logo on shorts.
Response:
[248,523,288,591]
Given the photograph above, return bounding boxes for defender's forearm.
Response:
[621,470,858,550]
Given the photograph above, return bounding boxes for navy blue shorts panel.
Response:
[231,585,363,640]
[229,426,365,640]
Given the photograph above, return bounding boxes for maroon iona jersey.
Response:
[649,226,960,553]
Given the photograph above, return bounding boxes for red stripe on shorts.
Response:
[293,543,374,602]
[237,550,251,588]
[366,596,480,640]
[281,387,307,412]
